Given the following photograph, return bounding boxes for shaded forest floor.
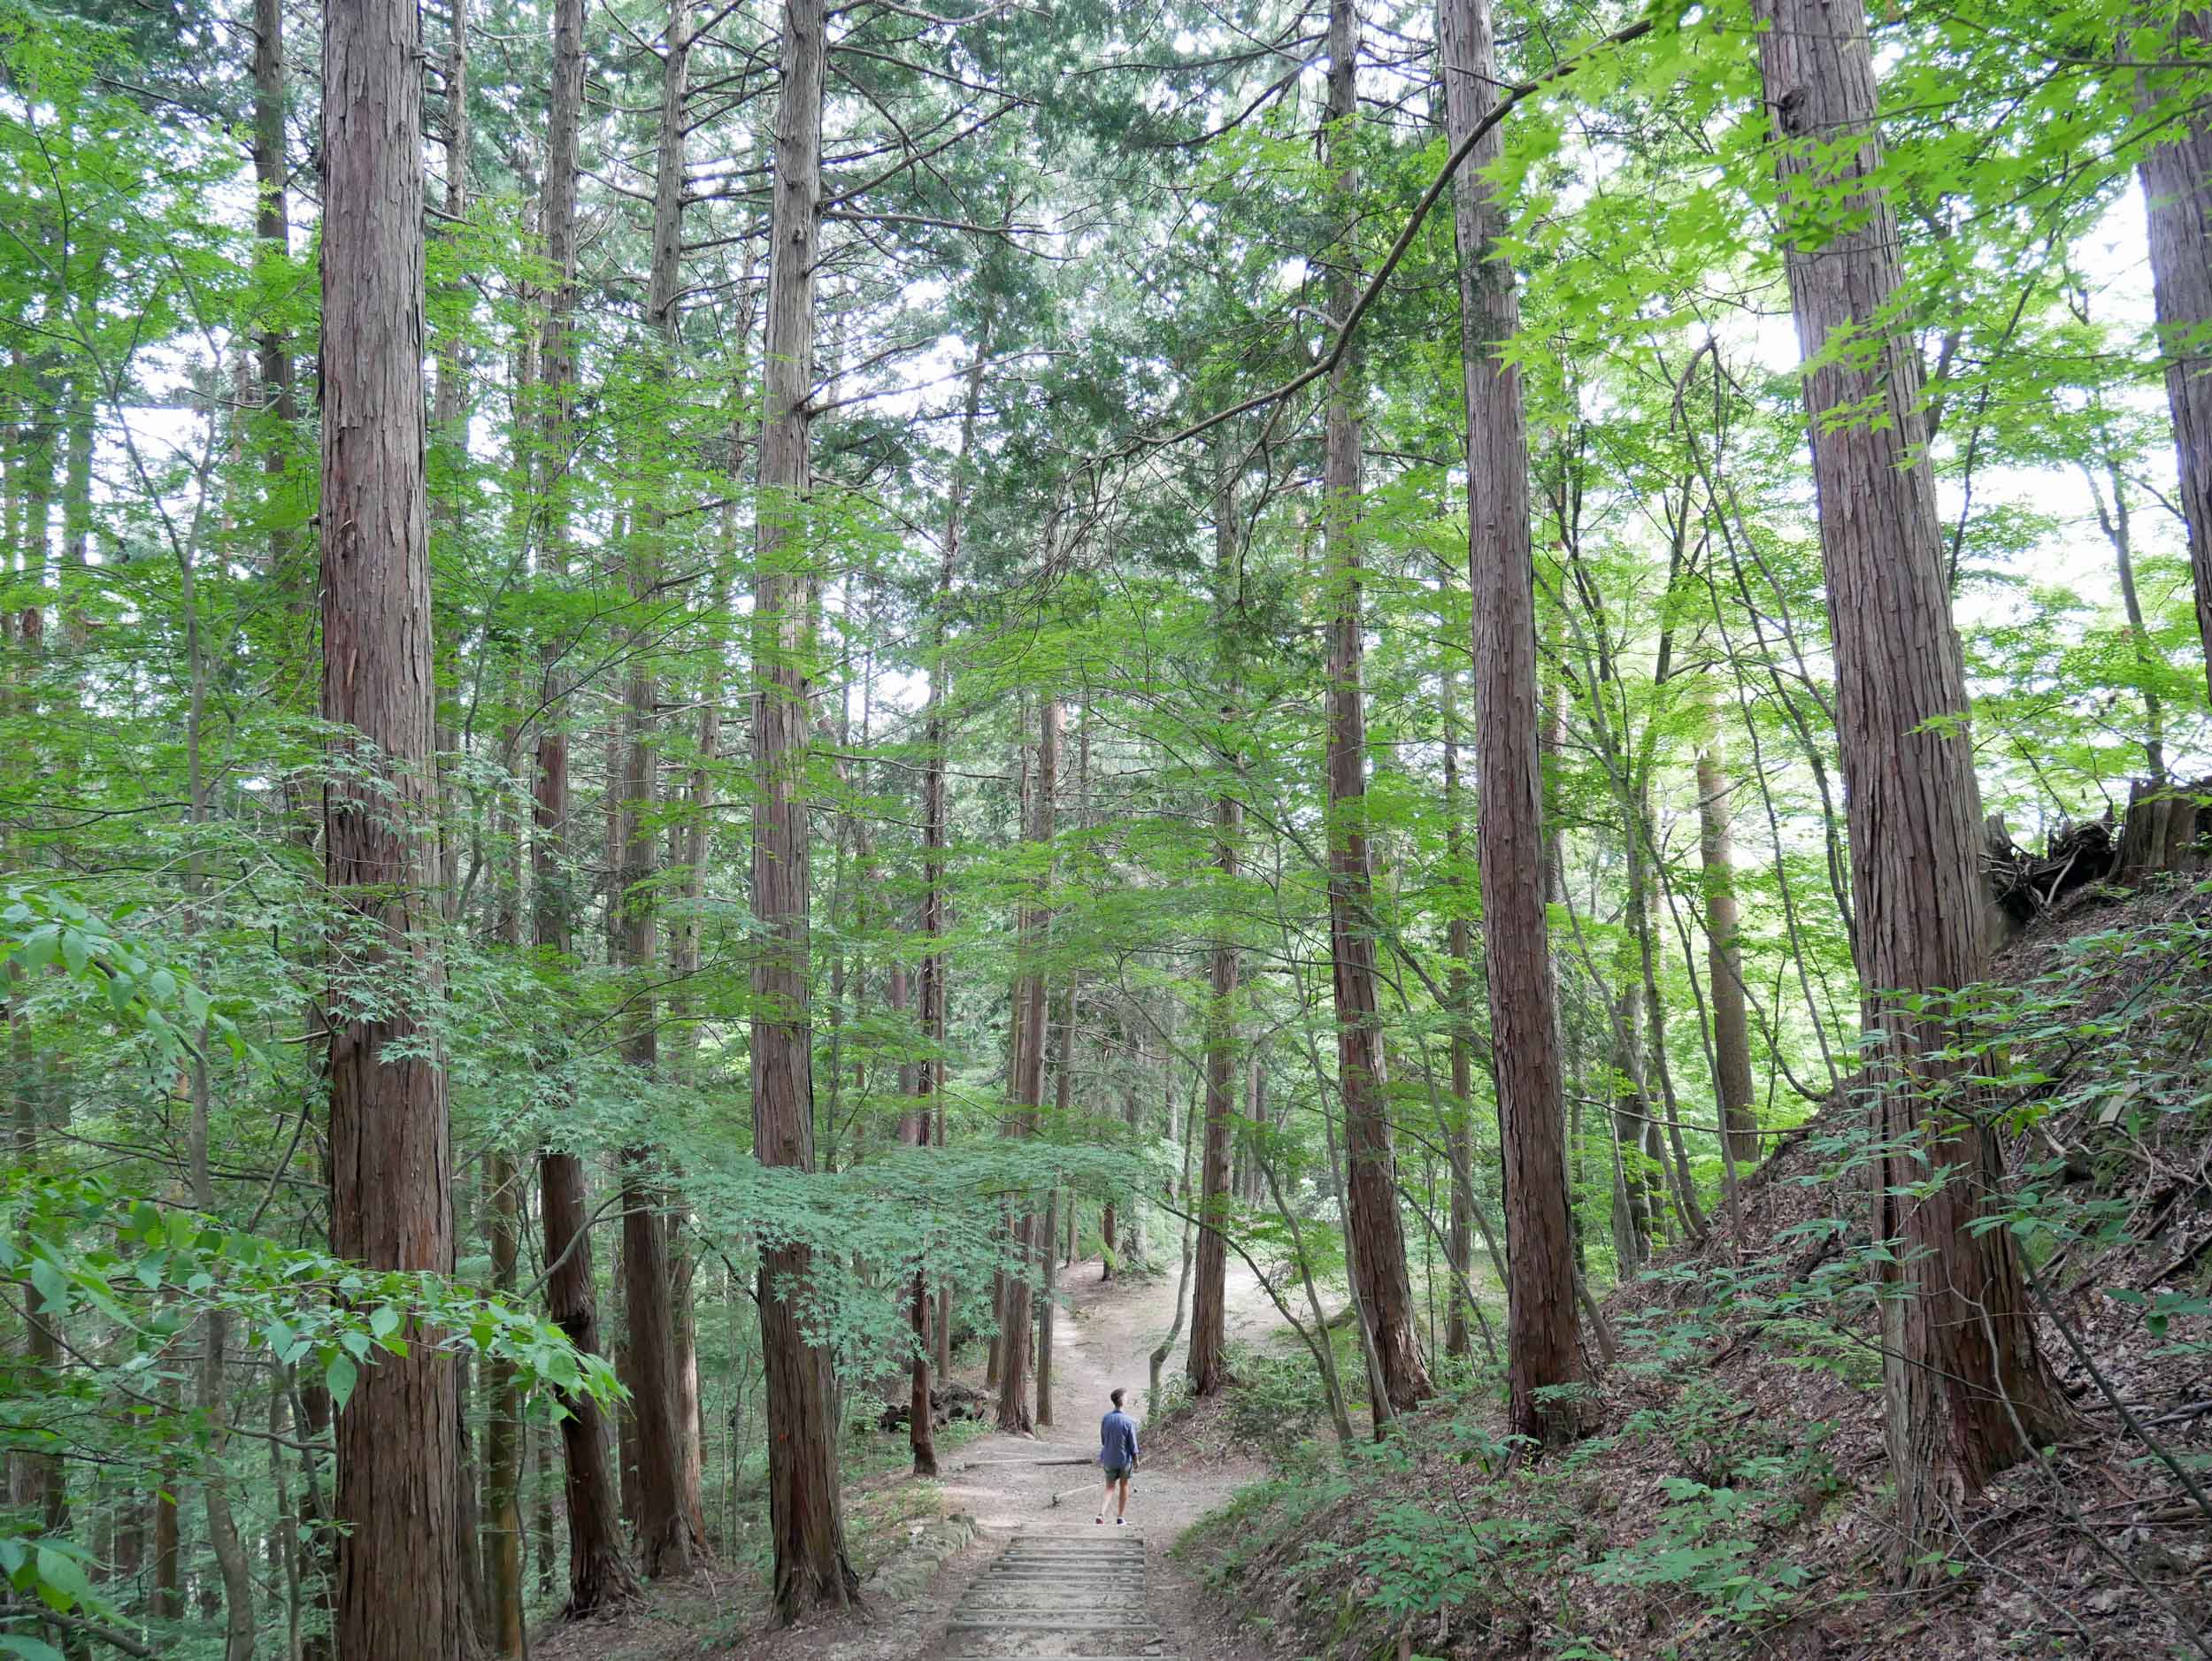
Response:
[534,1252,1293,1661]
[1173,880,2212,1659]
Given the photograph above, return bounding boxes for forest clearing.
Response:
[4,0,2212,1652]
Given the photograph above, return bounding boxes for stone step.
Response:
[942,1627,1168,1636]
[994,1558,1147,1568]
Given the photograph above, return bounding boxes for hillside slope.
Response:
[1179,881,2212,1658]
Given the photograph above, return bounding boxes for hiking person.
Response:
[1095,1387,1140,1525]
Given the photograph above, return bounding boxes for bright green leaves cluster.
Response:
[0,1535,101,1660]
[0,1170,621,1417]
[3,888,249,1061]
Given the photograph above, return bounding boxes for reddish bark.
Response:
[319,0,462,1639]
[1321,0,1431,1422]
[752,0,856,1617]
[2134,8,2212,703]
[1754,0,2072,1561]
[1442,0,1581,1441]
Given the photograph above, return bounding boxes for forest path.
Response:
[914,1253,1285,1661]
[541,1254,1285,1661]
[938,1250,1285,1534]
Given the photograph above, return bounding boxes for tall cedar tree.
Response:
[2133,7,2212,704]
[1321,0,1432,1422]
[319,0,462,1647]
[1189,439,1240,1397]
[752,0,858,1616]
[1441,0,1582,1441]
[1753,0,2073,1564]
[534,0,642,1609]
[998,694,1057,1434]
[618,0,703,1577]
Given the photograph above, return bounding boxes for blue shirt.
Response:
[1100,1409,1140,1470]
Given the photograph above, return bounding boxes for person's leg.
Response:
[1114,1475,1129,1520]
[1097,1477,1113,1523]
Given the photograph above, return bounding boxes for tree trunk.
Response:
[2083,462,2169,781]
[1147,1083,1198,1417]
[528,0,635,1609]
[1695,710,1758,1168]
[1442,0,1580,1443]
[999,695,1057,1435]
[613,0,702,1581]
[1320,0,1431,1423]
[485,1155,526,1655]
[1755,0,2073,1565]
[1441,674,1476,1361]
[528,499,639,1613]
[752,0,856,1617]
[191,1053,255,1661]
[250,0,300,599]
[319,0,461,1638]
[2134,7,2212,705]
[1190,443,1241,1399]
[1609,983,1654,1269]
[885,959,940,1474]
[1037,1189,1058,1427]
[922,337,987,1393]
[533,1418,557,1596]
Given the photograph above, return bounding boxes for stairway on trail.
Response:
[933,1526,1176,1661]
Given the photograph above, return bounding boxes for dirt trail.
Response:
[914,1255,1285,1661]
[939,1252,1286,1539]
[539,1254,1286,1661]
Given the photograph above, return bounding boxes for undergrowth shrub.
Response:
[1220,1345,1329,1457]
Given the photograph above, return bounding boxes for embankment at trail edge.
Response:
[1172,882,2212,1660]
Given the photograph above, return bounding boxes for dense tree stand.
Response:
[9,0,2208,1649]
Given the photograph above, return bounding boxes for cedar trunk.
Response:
[485,1155,526,1656]
[1754,0,2073,1564]
[1322,0,1431,1421]
[752,0,856,1617]
[998,696,1058,1435]
[1189,447,1241,1399]
[1441,678,1476,1361]
[2134,7,2212,704]
[613,0,703,1578]
[1441,0,1581,1442]
[319,0,463,1643]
